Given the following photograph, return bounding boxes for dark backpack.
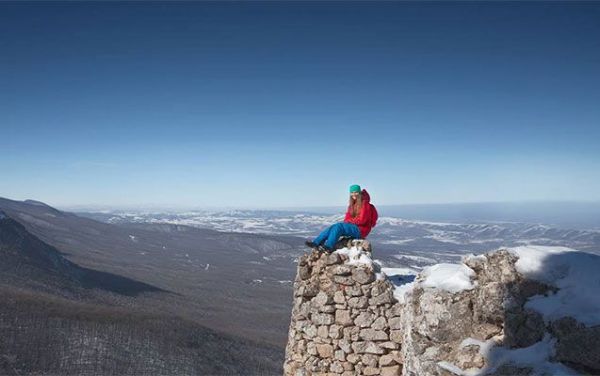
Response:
[370,204,378,227]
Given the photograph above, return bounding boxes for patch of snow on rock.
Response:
[441,335,576,376]
[484,334,576,376]
[437,361,465,375]
[509,245,600,326]
[334,246,373,266]
[421,263,476,293]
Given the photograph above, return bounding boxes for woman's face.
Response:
[350,191,360,200]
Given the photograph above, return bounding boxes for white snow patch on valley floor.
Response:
[382,238,416,245]
[393,253,437,264]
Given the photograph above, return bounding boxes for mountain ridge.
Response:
[0,210,163,297]
[0,196,304,347]
[0,199,291,374]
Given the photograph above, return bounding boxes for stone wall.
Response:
[285,246,600,376]
[284,248,403,376]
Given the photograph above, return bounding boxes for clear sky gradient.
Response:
[1,2,599,208]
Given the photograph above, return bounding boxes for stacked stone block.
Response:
[284,249,403,376]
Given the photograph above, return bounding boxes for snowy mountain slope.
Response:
[81,209,600,269]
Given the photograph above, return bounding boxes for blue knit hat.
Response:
[349,184,361,193]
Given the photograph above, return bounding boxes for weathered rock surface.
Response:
[400,250,597,375]
[284,243,400,375]
[551,317,600,372]
[285,247,598,375]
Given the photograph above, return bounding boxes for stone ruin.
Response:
[284,242,403,376]
[284,244,600,376]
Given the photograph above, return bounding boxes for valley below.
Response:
[1,197,599,375]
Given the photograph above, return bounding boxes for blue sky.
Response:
[1,2,599,208]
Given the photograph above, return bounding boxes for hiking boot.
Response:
[319,245,335,254]
[305,240,318,249]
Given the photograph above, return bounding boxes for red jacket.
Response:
[343,189,377,238]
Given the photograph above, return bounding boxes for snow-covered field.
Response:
[80,209,600,271]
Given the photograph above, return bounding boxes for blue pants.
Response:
[313,222,361,249]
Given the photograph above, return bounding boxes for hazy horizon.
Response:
[62,199,600,210]
[5,196,595,213]
[5,196,597,230]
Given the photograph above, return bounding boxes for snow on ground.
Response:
[377,217,457,227]
[508,245,600,326]
[393,253,438,264]
[426,229,463,244]
[382,238,416,245]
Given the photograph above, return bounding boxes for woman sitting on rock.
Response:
[306,184,378,252]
